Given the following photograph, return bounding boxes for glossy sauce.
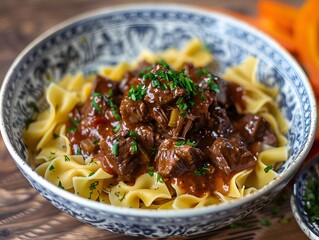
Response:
[64,63,277,198]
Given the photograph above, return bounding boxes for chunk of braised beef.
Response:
[92,75,119,95]
[78,75,120,119]
[173,114,194,138]
[80,138,97,154]
[118,71,140,95]
[142,64,185,105]
[118,61,151,95]
[207,106,233,137]
[226,82,246,110]
[99,135,149,182]
[67,75,121,155]
[148,106,169,129]
[234,114,278,147]
[189,90,215,131]
[215,77,228,106]
[155,138,207,177]
[144,84,185,106]
[134,124,155,150]
[183,63,202,84]
[119,96,147,128]
[207,137,256,176]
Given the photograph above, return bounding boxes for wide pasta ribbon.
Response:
[107,173,171,208]
[223,56,289,136]
[23,83,80,151]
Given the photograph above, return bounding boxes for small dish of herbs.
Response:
[291,154,319,240]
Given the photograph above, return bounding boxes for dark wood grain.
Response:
[0,0,308,239]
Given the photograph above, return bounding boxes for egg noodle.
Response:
[23,39,288,209]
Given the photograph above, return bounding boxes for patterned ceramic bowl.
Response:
[291,155,319,240]
[0,4,317,238]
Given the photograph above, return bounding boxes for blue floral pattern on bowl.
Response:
[0,4,317,238]
[291,155,319,240]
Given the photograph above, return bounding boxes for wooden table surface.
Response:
[0,0,312,239]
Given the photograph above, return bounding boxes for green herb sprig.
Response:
[194,163,211,176]
[91,92,103,113]
[128,84,147,101]
[112,142,119,155]
[264,165,273,173]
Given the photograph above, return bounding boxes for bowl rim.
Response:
[291,154,319,239]
[0,3,317,218]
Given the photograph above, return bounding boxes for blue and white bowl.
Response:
[0,4,317,238]
[291,155,319,240]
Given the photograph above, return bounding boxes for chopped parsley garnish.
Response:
[113,124,121,133]
[128,84,147,101]
[88,191,93,199]
[141,70,169,90]
[178,103,188,111]
[175,139,197,147]
[64,155,70,162]
[88,172,95,177]
[196,68,209,78]
[150,147,156,155]
[131,139,138,152]
[208,78,220,93]
[76,147,82,155]
[93,140,99,145]
[177,70,197,97]
[151,78,162,88]
[53,133,59,139]
[175,140,186,146]
[156,60,170,70]
[179,112,186,118]
[147,166,155,177]
[149,63,198,96]
[89,181,99,191]
[186,139,197,147]
[129,130,140,137]
[114,191,126,201]
[69,117,80,126]
[49,165,55,171]
[105,92,121,121]
[67,127,77,133]
[305,176,319,223]
[157,173,164,183]
[91,92,103,113]
[264,165,273,173]
[112,142,119,155]
[112,110,121,121]
[107,89,113,97]
[58,181,64,189]
[196,68,220,93]
[176,97,183,105]
[194,163,210,176]
[138,66,153,77]
[200,93,207,101]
